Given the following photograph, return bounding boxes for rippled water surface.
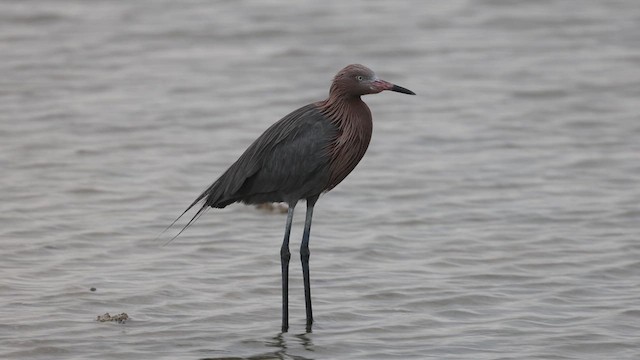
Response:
[2,0,640,359]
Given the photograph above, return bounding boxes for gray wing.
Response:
[216,103,337,205]
[162,103,336,242]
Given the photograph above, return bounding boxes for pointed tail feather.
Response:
[157,182,219,245]
[162,203,209,246]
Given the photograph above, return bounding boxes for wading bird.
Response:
[166,64,414,332]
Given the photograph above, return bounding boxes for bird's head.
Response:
[330,64,416,98]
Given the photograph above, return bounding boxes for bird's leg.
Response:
[280,202,296,333]
[301,195,318,332]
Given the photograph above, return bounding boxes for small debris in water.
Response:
[90,287,96,292]
[256,202,288,214]
[96,312,129,323]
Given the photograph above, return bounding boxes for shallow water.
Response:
[1,0,640,359]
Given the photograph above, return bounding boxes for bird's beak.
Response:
[374,79,416,95]
[390,84,416,95]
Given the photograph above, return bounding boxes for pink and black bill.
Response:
[371,78,416,95]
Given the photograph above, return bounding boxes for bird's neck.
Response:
[316,93,371,127]
[316,93,373,190]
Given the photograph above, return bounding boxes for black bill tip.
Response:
[391,84,416,95]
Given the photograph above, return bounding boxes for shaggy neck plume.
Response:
[316,89,373,190]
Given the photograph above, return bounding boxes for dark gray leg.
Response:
[280,202,296,333]
[301,195,318,332]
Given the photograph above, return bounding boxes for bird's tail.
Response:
[159,181,222,246]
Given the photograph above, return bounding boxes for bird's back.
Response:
[201,104,338,207]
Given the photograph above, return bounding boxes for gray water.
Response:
[1,0,639,359]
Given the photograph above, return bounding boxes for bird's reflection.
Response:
[294,332,314,352]
[200,332,315,360]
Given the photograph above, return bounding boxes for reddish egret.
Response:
[167,64,414,332]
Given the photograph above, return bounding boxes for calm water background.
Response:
[1,0,639,359]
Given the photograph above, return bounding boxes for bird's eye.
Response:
[356,75,364,81]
